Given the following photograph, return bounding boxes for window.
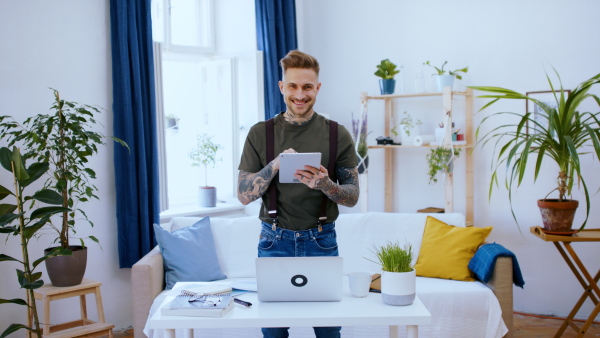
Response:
[152,0,263,215]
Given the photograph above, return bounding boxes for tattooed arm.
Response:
[237,148,297,205]
[320,166,360,207]
[296,165,359,207]
[237,164,277,205]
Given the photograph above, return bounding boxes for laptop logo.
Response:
[291,274,308,287]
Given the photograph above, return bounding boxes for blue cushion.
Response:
[154,217,226,289]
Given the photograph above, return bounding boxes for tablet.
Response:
[278,152,322,183]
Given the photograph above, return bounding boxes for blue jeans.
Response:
[258,222,341,338]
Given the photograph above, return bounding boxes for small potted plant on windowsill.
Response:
[189,133,222,207]
[374,59,401,95]
[424,61,468,91]
[365,241,415,306]
[165,113,180,130]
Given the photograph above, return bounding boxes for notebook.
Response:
[162,291,234,317]
[255,257,343,302]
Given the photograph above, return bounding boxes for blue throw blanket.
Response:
[469,243,525,288]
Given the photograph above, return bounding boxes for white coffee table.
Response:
[148,278,431,338]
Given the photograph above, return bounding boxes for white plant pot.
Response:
[381,269,416,306]
[199,186,217,207]
[436,75,455,91]
[400,125,421,145]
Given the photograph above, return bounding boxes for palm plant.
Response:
[469,70,600,230]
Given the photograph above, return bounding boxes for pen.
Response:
[234,298,252,308]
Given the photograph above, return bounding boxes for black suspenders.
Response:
[265,116,338,232]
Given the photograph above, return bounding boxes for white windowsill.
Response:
[159,197,248,223]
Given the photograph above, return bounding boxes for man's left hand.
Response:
[295,165,331,190]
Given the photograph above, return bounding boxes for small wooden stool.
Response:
[34,278,114,338]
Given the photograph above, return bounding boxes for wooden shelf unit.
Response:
[363,87,474,225]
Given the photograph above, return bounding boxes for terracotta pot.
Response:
[537,199,579,232]
[44,246,87,287]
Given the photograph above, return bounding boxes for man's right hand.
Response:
[272,148,297,171]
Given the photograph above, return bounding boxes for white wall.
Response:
[297,0,600,320]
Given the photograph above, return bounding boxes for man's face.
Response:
[278,68,321,117]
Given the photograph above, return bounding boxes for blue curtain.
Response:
[110,0,160,268]
[255,0,298,120]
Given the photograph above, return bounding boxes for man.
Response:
[237,50,359,338]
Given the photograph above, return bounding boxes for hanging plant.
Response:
[426,147,461,184]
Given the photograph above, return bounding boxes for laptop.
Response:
[255,257,343,302]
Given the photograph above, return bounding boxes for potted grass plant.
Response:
[366,241,415,306]
[469,70,600,233]
[0,89,128,286]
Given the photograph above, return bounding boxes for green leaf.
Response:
[0,254,21,263]
[32,189,63,205]
[0,185,13,201]
[10,146,29,181]
[30,206,70,219]
[0,204,17,217]
[0,298,27,306]
[1,323,30,338]
[0,147,12,172]
[21,161,49,187]
[22,219,49,240]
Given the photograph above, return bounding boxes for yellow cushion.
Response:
[414,216,492,281]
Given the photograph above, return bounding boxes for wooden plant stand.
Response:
[530,226,600,337]
[33,278,114,338]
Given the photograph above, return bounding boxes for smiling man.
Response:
[237,50,359,338]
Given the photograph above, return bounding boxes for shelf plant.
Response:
[0,146,68,338]
[469,70,600,231]
[426,147,462,184]
[397,111,423,137]
[424,61,469,80]
[375,59,401,95]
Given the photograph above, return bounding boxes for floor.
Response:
[112,312,600,337]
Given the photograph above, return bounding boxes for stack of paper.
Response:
[162,284,234,317]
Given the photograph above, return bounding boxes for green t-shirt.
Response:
[238,112,357,230]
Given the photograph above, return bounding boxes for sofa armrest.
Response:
[481,256,513,338]
[131,246,164,338]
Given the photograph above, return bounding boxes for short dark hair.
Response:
[280,50,320,76]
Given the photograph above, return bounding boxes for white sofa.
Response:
[132,212,513,338]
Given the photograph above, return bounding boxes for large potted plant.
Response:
[366,241,415,306]
[469,71,600,232]
[0,89,127,286]
[374,59,400,95]
[0,146,68,338]
[189,133,222,207]
[424,61,468,91]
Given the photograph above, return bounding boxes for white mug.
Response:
[348,272,372,298]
